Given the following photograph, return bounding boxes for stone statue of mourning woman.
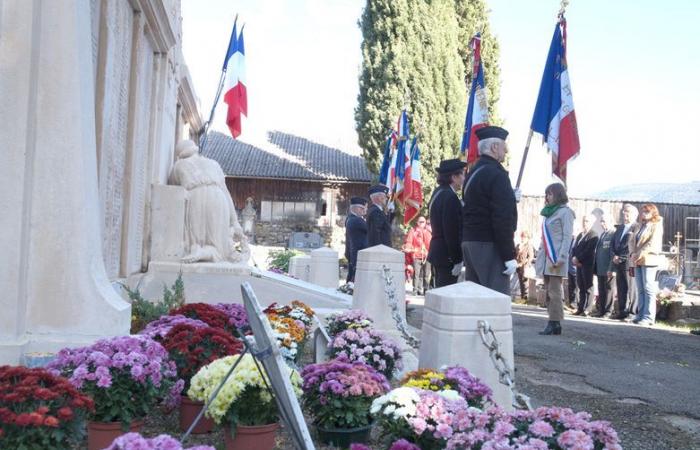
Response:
[171,140,250,264]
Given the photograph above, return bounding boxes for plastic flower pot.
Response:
[223,422,280,450]
[316,423,373,448]
[179,396,215,434]
[87,419,143,450]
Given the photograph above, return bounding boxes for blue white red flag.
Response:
[460,34,489,164]
[530,18,580,184]
[392,110,410,203]
[378,130,396,186]
[403,138,423,225]
[223,19,247,138]
[541,220,558,264]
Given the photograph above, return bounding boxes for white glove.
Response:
[503,259,517,276]
[451,263,463,277]
[513,188,522,202]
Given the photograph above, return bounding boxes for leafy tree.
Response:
[356,0,501,211]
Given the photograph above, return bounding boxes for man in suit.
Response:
[344,197,368,285]
[427,159,466,287]
[593,215,615,317]
[609,204,639,320]
[567,236,578,308]
[366,184,392,247]
[572,214,599,316]
[461,126,520,296]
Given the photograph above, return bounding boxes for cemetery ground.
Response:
[405,300,700,450]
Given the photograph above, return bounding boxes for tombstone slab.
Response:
[289,232,322,250]
[289,255,311,282]
[419,281,514,410]
[309,247,339,289]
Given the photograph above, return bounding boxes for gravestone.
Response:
[241,282,315,450]
[309,247,339,289]
[288,255,312,282]
[289,232,322,250]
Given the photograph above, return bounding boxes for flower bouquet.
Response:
[265,300,315,332]
[401,366,492,409]
[0,365,94,449]
[161,324,243,390]
[325,309,373,337]
[48,336,183,449]
[139,314,208,341]
[170,303,236,335]
[372,386,622,450]
[214,303,249,331]
[329,327,402,378]
[301,359,390,446]
[188,354,302,449]
[105,432,215,449]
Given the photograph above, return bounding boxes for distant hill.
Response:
[594,182,700,205]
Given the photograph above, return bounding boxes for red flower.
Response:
[14,413,32,427]
[57,406,73,420]
[43,415,60,427]
[170,303,234,333]
[36,406,50,415]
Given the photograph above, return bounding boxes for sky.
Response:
[181,0,700,197]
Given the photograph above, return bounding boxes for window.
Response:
[260,200,316,222]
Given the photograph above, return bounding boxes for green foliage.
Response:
[267,249,304,272]
[122,273,186,333]
[356,0,502,213]
[226,388,278,428]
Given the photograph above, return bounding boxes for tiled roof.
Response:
[201,131,373,183]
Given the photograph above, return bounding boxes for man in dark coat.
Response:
[572,214,599,315]
[344,197,368,284]
[427,159,466,287]
[609,204,639,320]
[366,184,392,247]
[461,126,519,295]
[593,215,615,317]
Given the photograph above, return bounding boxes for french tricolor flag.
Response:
[223,20,247,138]
[393,110,410,205]
[460,34,489,164]
[531,18,580,184]
[403,138,423,225]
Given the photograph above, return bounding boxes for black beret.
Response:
[368,184,390,195]
[436,158,467,174]
[350,196,368,206]
[475,125,509,141]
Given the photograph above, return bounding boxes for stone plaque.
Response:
[241,282,315,450]
[289,232,322,250]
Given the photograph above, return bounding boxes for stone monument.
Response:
[171,139,250,264]
[241,197,257,239]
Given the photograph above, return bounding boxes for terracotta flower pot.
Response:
[87,419,143,450]
[179,395,215,434]
[223,422,280,450]
[317,423,373,448]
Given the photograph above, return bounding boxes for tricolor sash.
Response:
[541,219,557,264]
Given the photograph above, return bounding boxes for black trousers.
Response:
[434,265,458,288]
[516,267,528,298]
[595,274,615,315]
[567,272,578,306]
[576,264,594,312]
[412,259,431,294]
[613,261,629,316]
[346,260,356,283]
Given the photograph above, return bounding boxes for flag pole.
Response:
[515,129,534,189]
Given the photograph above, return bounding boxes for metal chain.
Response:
[381,265,421,349]
[477,320,532,410]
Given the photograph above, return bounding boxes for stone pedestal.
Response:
[309,247,339,289]
[418,282,514,409]
[353,245,406,331]
[0,1,130,364]
[289,255,311,282]
[150,185,186,262]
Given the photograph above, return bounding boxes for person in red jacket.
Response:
[404,216,432,295]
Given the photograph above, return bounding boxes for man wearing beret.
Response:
[427,158,467,287]
[461,126,520,296]
[366,184,392,248]
[344,197,368,286]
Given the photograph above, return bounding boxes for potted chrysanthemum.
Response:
[48,336,183,450]
[328,327,402,378]
[301,359,390,447]
[188,354,302,450]
[400,366,492,409]
[0,365,94,449]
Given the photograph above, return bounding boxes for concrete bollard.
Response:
[309,247,339,288]
[418,281,514,409]
[288,254,311,282]
[353,245,406,332]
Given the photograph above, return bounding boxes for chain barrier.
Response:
[380,264,421,349]
[477,320,532,410]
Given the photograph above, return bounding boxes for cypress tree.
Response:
[355,0,501,211]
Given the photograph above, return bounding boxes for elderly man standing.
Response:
[572,214,599,316]
[366,184,392,247]
[461,126,519,296]
[344,197,368,286]
[593,215,615,317]
[610,204,639,320]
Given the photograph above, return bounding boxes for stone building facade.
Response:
[0,0,201,364]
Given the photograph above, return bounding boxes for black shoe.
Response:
[539,321,562,335]
[573,310,587,316]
